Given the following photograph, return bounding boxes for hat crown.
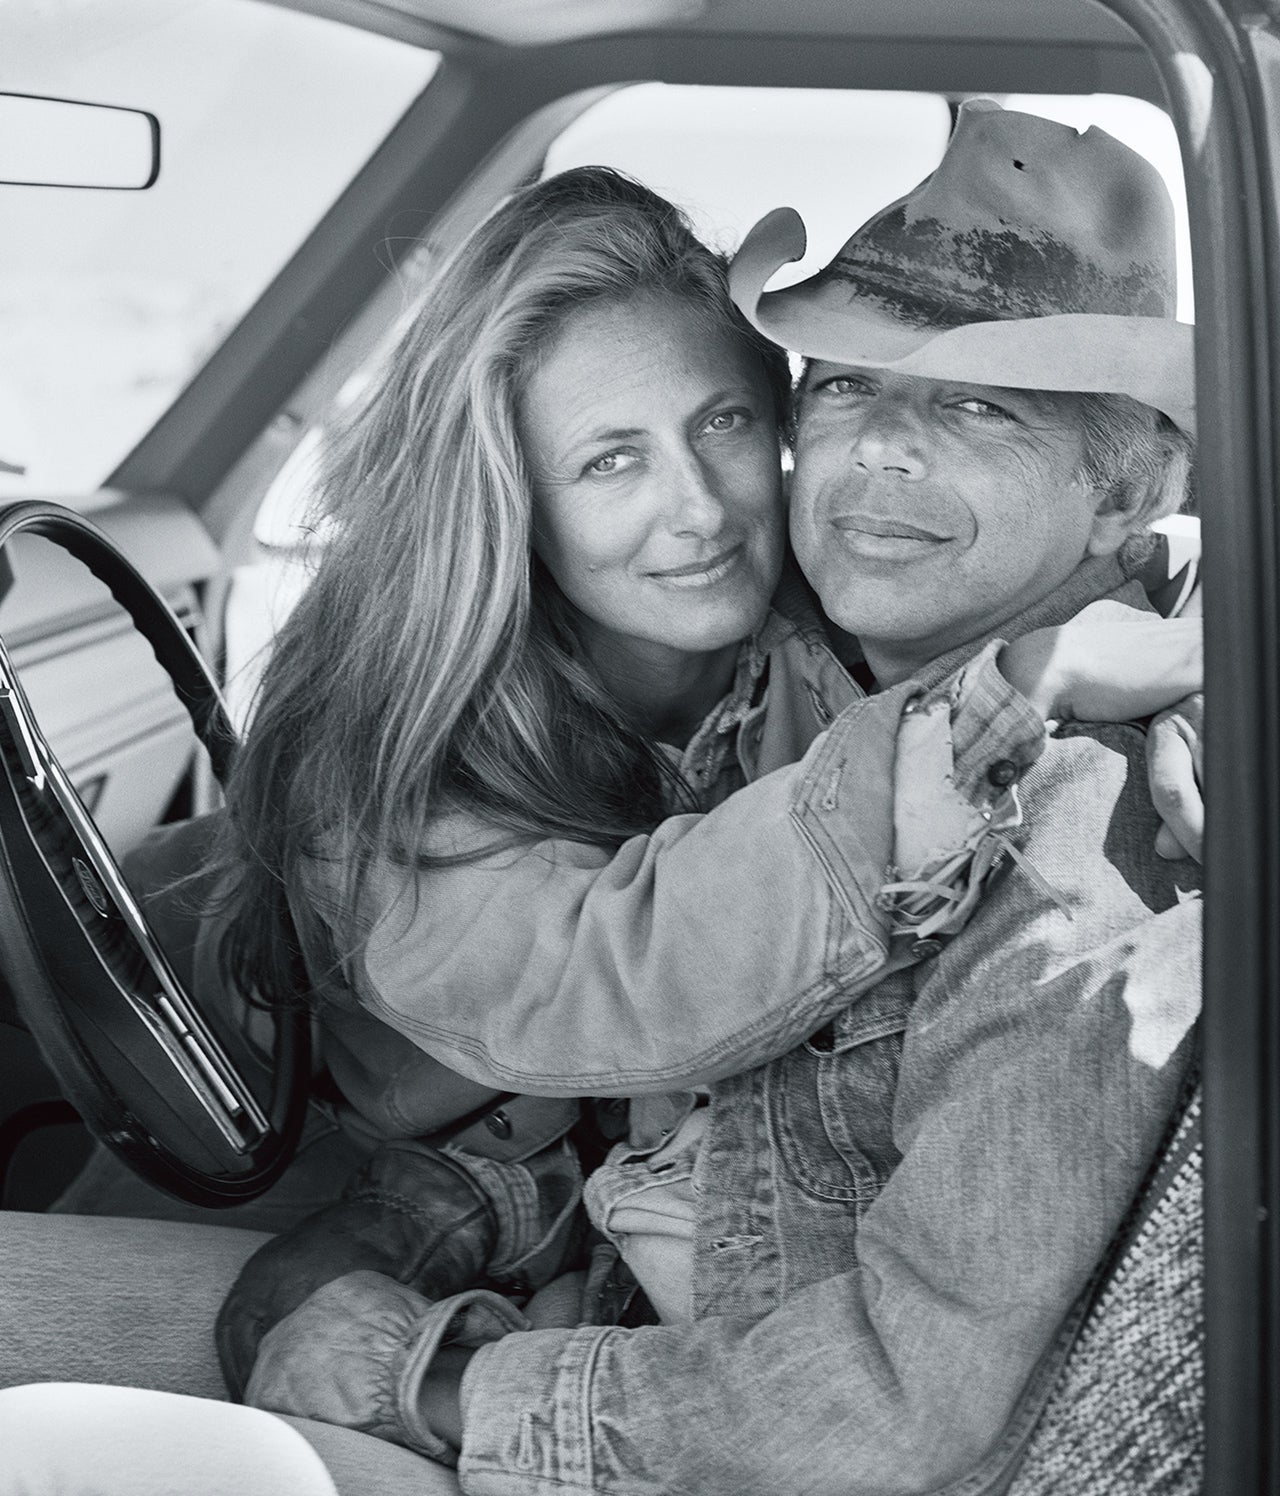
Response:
[727,101,1193,436]
[820,100,1177,326]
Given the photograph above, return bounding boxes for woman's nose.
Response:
[668,451,728,535]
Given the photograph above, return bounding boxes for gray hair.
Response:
[1076,393,1194,526]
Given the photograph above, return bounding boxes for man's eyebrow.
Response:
[799,362,865,389]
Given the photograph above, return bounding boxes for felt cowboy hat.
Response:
[729,99,1195,437]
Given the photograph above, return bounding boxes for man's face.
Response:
[790,365,1130,681]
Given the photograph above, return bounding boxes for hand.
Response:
[216,1143,497,1399]
[245,1272,439,1447]
[1147,693,1204,861]
[245,1272,525,1458]
[999,602,1202,725]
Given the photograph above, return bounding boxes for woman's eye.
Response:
[583,449,637,478]
[701,408,750,436]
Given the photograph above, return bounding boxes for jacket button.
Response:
[911,937,943,959]
[484,1109,513,1139]
[808,1022,836,1052]
[987,758,1020,788]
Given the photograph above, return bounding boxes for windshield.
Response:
[0,0,437,501]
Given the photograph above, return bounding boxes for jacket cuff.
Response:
[879,644,1046,942]
[454,1140,584,1286]
[458,1324,616,1492]
[935,640,1047,803]
[397,1289,530,1465]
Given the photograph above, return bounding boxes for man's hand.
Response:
[1147,693,1204,861]
[216,1144,498,1399]
[998,602,1202,725]
[245,1272,525,1459]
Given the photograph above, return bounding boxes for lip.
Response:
[647,543,744,588]
[831,515,950,543]
[828,513,952,563]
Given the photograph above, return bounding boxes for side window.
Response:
[0,0,437,502]
[543,86,954,284]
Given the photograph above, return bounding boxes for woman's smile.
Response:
[645,542,744,587]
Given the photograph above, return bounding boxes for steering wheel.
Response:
[0,500,309,1205]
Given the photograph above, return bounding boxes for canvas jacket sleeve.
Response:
[308,646,1045,1097]
[445,710,1202,1496]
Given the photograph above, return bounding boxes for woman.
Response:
[0,163,1201,1493]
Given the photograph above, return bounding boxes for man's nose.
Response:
[850,398,926,478]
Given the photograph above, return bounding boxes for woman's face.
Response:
[520,291,785,673]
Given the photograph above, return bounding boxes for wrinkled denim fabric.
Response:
[441,548,1201,1496]
[312,585,1035,1102]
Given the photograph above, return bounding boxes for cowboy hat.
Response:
[729,99,1194,436]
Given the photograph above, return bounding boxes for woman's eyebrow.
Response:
[690,384,759,418]
[556,424,646,458]
[557,384,760,460]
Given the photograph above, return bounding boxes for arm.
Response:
[999,602,1204,860]
[321,659,1047,1096]
[447,722,1202,1494]
[316,606,1200,1097]
[217,1131,584,1399]
[248,719,1200,1495]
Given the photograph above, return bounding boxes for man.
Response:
[242,101,1203,1493]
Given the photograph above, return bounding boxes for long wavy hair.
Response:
[217,166,790,1007]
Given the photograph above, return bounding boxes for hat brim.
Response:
[730,207,1196,438]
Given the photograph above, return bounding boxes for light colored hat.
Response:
[729,99,1194,436]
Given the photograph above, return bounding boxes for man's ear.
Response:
[1085,491,1145,557]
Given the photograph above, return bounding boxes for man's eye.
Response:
[953,397,1014,420]
[813,375,874,398]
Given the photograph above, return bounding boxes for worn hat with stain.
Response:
[729,99,1194,435]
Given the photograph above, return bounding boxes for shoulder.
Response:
[1018,720,1199,914]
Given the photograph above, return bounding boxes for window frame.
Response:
[1103,3,1280,1491]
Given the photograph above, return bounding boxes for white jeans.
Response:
[0,1384,339,1496]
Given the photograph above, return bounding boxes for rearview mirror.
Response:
[0,92,159,189]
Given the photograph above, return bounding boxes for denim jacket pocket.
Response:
[771,974,911,1206]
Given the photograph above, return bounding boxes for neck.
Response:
[581,629,741,749]
[857,639,934,689]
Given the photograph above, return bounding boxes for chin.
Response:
[672,602,764,653]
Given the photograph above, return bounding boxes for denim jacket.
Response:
[426,546,1200,1496]
[309,574,1031,1114]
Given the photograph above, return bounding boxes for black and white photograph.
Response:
[0,2,1275,1492]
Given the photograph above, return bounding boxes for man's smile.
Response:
[830,512,953,559]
